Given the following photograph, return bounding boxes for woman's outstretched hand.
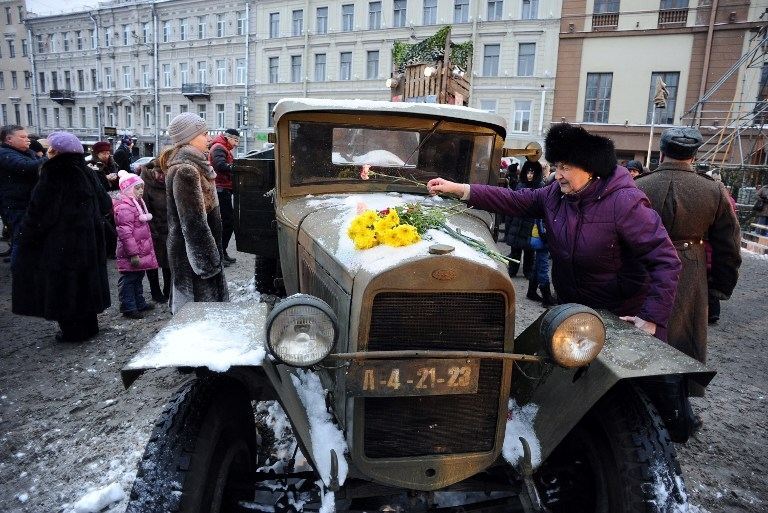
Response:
[619,316,657,336]
[427,178,467,198]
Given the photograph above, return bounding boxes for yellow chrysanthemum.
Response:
[353,231,378,250]
[383,224,421,247]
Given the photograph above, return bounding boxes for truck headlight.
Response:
[265,294,338,367]
[540,304,605,368]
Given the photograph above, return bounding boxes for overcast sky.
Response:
[26,0,99,16]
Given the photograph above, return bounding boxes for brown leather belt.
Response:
[672,239,704,250]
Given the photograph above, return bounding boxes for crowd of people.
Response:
[0,115,237,340]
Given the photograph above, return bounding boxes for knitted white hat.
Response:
[167,112,208,146]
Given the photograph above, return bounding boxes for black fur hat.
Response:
[544,123,617,178]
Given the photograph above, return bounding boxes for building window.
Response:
[237,11,246,35]
[93,107,99,128]
[661,0,689,8]
[197,61,207,83]
[64,70,71,90]
[291,55,302,83]
[292,10,303,36]
[75,31,82,50]
[144,105,152,127]
[521,0,538,19]
[236,58,246,84]
[339,51,352,80]
[480,99,497,113]
[28,104,34,126]
[123,66,132,89]
[517,43,535,76]
[7,39,15,57]
[77,69,85,91]
[269,13,280,38]
[315,53,326,81]
[51,71,58,89]
[512,100,532,132]
[269,57,279,83]
[483,44,500,76]
[366,50,379,79]
[104,67,112,89]
[125,105,132,127]
[267,102,277,127]
[142,65,150,88]
[37,34,44,53]
[78,107,86,127]
[90,69,97,91]
[423,0,437,25]
[180,19,188,41]
[198,16,207,39]
[54,107,61,128]
[103,28,110,47]
[180,62,189,84]
[369,2,382,29]
[142,23,151,43]
[49,33,57,52]
[162,21,170,42]
[197,104,206,121]
[90,30,96,49]
[454,0,469,23]
[15,104,22,125]
[162,64,171,87]
[594,0,620,13]
[40,107,48,127]
[487,0,503,21]
[216,59,226,85]
[316,7,328,34]
[123,24,131,45]
[584,72,613,123]
[65,107,73,127]
[647,72,680,124]
[5,6,11,24]
[0,72,4,89]
[11,71,17,89]
[217,14,226,37]
[24,71,31,89]
[164,105,171,127]
[216,104,225,128]
[21,38,27,57]
[0,104,6,125]
[235,102,242,128]
[393,0,407,27]
[342,4,354,32]
[36,72,43,91]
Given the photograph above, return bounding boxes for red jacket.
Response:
[209,134,234,190]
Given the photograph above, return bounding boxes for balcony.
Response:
[49,89,75,104]
[181,83,211,99]
[658,8,689,28]
[592,12,619,31]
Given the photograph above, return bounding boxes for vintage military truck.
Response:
[122,99,713,513]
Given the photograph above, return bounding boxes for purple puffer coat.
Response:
[469,166,681,341]
[113,193,159,273]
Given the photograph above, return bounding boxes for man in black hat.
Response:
[113,135,134,173]
[626,159,645,179]
[636,127,741,436]
[209,128,241,265]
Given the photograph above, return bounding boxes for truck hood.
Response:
[280,193,505,292]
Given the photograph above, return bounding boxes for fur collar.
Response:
[169,145,216,180]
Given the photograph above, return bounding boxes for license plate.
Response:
[346,358,480,397]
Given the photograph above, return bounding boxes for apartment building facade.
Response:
[0,0,34,130]
[25,0,562,155]
[552,0,768,165]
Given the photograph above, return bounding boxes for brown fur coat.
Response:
[164,145,229,313]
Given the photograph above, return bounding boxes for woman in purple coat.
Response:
[428,123,681,341]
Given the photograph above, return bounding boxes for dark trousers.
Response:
[104,216,117,258]
[708,293,721,321]
[4,208,25,268]
[118,270,147,313]
[57,314,99,342]
[147,266,171,299]
[508,248,534,279]
[217,188,234,253]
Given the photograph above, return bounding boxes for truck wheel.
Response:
[536,383,687,513]
[126,376,257,513]
[254,256,285,296]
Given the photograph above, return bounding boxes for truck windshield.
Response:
[289,121,494,187]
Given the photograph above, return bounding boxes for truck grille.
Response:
[363,292,506,458]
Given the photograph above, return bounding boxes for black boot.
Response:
[526,278,543,302]
[539,283,556,307]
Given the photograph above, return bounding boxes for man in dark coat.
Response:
[113,135,134,173]
[208,128,239,266]
[0,125,47,264]
[636,128,741,370]
[12,132,112,342]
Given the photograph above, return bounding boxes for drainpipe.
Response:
[468,2,480,104]
[302,0,310,98]
[696,0,719,126]
[538,86,546,136]
[243,1,251,154]
[153,5,159,152]
[90,11,102,140]
[27,28,41,133]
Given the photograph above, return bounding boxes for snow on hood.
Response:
[502,399,541,469]
[296,193,500,275]
[124,302,266,373]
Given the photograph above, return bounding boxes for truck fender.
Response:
[510,310,715,465]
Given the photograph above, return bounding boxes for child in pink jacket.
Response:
[114,170,159,318]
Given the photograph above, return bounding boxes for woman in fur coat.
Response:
[140,160,171,302]
[159,113,228,314]
[12,132,112,342]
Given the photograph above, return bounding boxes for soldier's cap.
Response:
[660,127,703,160]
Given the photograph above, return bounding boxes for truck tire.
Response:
[126,376,257,513]
[254,255,285,296]
[536,383,687,513]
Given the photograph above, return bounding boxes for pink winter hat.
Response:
[118,170,144,192]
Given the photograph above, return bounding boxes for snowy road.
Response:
[0,246,766,513]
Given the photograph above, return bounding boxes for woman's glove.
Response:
[619,316,657,336]
[130,255,141,268]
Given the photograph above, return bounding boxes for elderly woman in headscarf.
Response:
[428,123,681,341]
[157,113,228,313]
[12,132,112,342]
